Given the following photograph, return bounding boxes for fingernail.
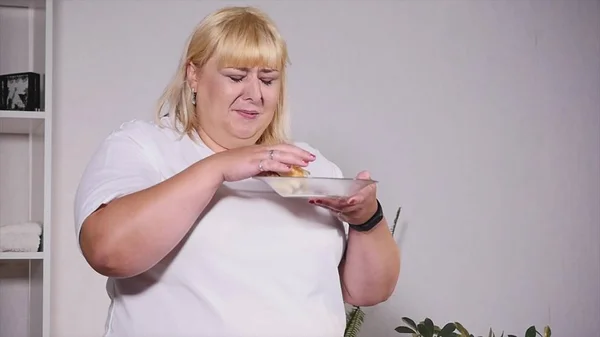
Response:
[348,199,356,205]
[315,199,322,204]
[308,200,315,204]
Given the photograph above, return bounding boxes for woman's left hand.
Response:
[309,170,378,225]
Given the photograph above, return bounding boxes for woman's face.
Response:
[188,55,281,151]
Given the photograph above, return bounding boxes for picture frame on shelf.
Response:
[0,72,41,111]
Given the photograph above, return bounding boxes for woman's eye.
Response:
[228,75,274,85]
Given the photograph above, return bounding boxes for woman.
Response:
[74,6,400,337]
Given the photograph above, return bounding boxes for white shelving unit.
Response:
[0,0,52,336]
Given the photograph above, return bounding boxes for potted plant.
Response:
[394,317,551,337]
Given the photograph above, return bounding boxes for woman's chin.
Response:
[229,124,268,142]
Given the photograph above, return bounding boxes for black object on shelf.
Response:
[0,72,41,111]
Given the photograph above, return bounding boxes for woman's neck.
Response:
[196,127,229,153]
[195,126,260,153]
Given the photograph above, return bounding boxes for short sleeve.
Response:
[73,127,162,245]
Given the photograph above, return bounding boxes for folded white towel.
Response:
[0,222,42,235]
[0,222,42,252]
[0,233,40,252]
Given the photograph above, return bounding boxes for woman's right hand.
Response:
[211,144,316,182]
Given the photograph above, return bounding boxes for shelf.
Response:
[0,0,45,9]
[0,118,45,257]
[0,259,43,337]
[0,252,43,260]
[0,2,47,113]
[0,1,51,336]
[0,111,45,134]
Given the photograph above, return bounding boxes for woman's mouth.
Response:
[235,109,260,119]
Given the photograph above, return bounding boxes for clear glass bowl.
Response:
[253,176,377,198]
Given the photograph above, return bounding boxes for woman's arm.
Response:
[311,167,400,307]
[79,155,224,278]
[338,216,400,306]
[76,126,315,279]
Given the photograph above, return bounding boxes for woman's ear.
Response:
[186,61,198,91]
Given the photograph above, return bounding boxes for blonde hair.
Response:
[156,6,291,145]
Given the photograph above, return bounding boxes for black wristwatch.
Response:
[348,199,384,232]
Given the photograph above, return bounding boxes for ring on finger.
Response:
[258,159,265,171]
[268,149,275,160]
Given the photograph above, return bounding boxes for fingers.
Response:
[270,144,316,163]
[309,197,352,212]
[310,188,374,222]
[311,199,363,217]
[256,158,292,174]
[256,144,315,172]
[354,170,371,180]
[311,192,366,208]
[268,149,311,167]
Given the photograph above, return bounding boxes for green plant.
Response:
[394,317,552,337]
[344,206,403,337]
[344,305,366,337]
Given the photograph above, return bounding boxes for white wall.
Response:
[51,1,599,336]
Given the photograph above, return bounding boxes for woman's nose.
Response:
[242,77,262,102]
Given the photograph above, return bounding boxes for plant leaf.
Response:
[525,326,537,337]
[424,318,434,332]
[402,317,417,330]
[454,322,470,337]
[418,322,433,337]
[343,307,365,337]
[391,206,402,235]
[395,326,416,334]
[439,323,457,337]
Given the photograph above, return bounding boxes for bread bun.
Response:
[279,165,310,177]
[256,165,309,178]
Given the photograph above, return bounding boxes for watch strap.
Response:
[348,199,383,232]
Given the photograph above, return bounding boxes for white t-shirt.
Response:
[74,118,349,337]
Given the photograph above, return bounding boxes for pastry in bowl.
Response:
[257,165,310,178]
[281,165,310,177]
[256,165,310,195]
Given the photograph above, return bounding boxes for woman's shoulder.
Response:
[90,117,187,162]
[292,141,344,179]
[107,117,176,140]
[98,117,189,153]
